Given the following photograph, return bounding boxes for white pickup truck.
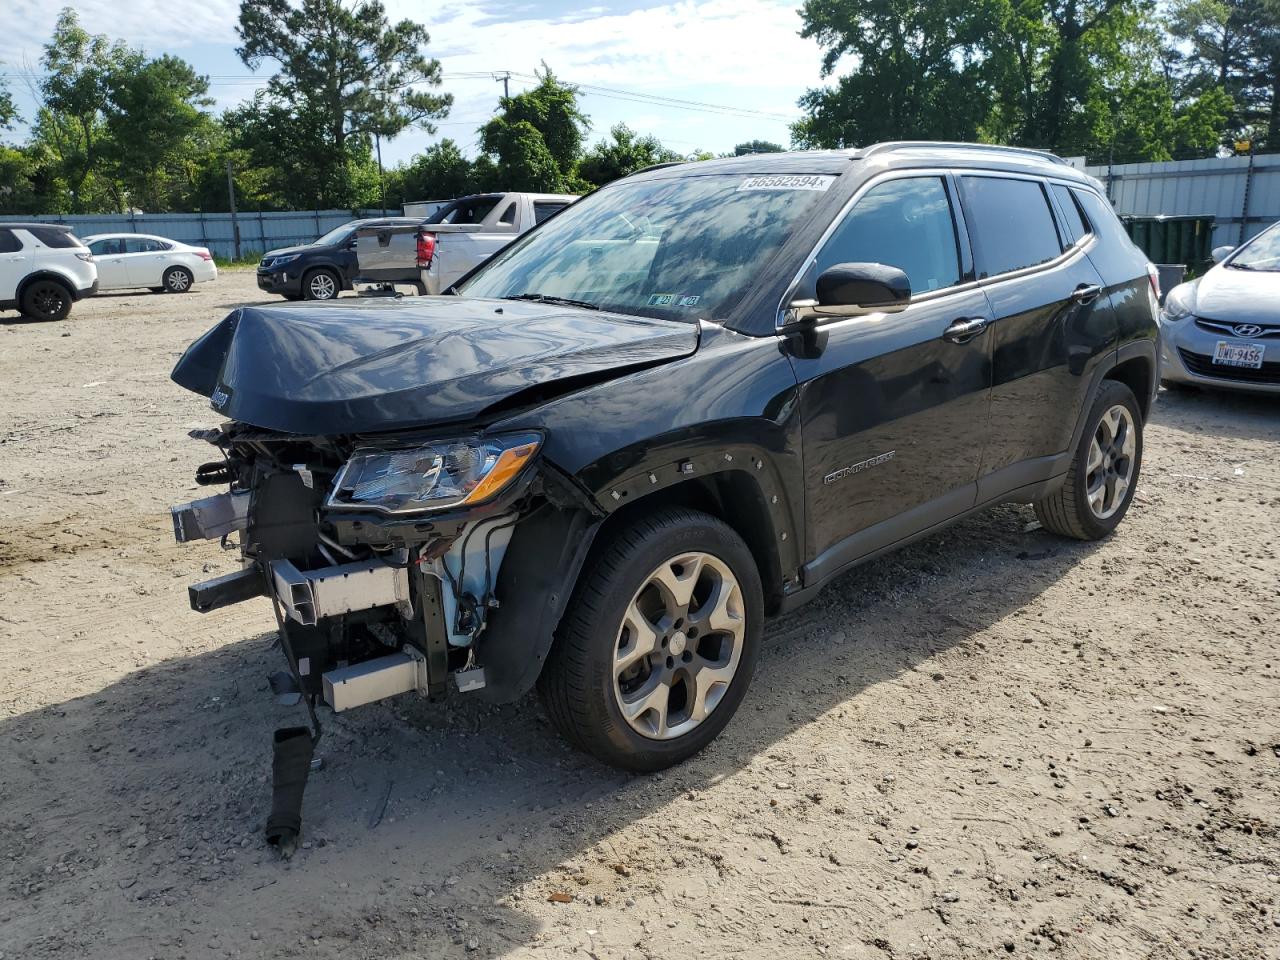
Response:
[354,192,578,295]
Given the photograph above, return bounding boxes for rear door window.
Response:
[811,176,962,295]
[960,176,1063,278]
[1051,184,1091,246]
[0,229,22,253]
[125,237,170,253]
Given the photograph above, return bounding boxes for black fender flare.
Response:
[474,502,601,703]
[1066,338,1157,453]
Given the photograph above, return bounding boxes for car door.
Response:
[88,237,129,289]
[0,228,25,302]
[786,173,994,573]
[955,175,1115,499]
[124,237,170,286]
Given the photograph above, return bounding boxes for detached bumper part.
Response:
[171,491,250,542]
[265,726,314,857]
[270,558,411,627]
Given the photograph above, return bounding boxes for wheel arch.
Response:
[1104,351,1155,421]
[475,466,787,705]
[17,270,77,302]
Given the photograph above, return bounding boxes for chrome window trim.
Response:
[776,167,1098,329]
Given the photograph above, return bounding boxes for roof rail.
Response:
[860,141,1071,166]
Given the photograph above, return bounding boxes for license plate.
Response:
[1212,340,1266,369]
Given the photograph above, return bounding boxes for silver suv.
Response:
[0,223,99,321]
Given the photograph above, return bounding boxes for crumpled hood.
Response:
[171,297,699,434]
[1190,265,1280,322]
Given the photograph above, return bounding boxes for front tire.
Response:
[163,266,193,293]
[20,280,73,321]
[539,508,763,772]
[1035,379,1143,540]
[302,268,340,301]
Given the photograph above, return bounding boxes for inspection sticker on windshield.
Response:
[737,174,835,192]
[647,293,701,307]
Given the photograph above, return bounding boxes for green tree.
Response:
[35,8,137,211]
[236,0,452,153]
[792,0,998,148]
[103,55,216,211]
[386,139,478,205]
[479,66,589,191]
[732,139,785,155]
[578,123,680,187]
[0,71,16,130]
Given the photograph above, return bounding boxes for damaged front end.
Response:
[172,423,549,851]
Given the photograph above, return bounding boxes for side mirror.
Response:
[786,263,911,324]
[1211,245,1234,263]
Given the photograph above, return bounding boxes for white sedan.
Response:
[81,233,218,293]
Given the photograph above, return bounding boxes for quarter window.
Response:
[811,177,962,295]
[28,226,80,248]
[533,201,568,224]
[1051,184,1090,246]
[960,176,1062,278]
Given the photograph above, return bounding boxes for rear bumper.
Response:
[73,279,99,301]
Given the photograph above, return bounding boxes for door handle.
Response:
[942,317,989,343]
[1071,283,1102,305]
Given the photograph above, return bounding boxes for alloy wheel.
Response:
[1085,404,1136,519]
[29,282,67,320]
[167,269,191,292]
[309,272,337,299]
[612,552,746,741]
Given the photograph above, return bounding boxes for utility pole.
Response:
[225,160,241,262]
[493,71,510,101]
[375,132,386,216]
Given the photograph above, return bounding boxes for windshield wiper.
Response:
[504,293,601,310]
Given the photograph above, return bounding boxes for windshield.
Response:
[457,174,835,322]
[1230,224,1280,271]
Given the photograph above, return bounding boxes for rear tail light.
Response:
[76,252,94,262]
[416,230,436,267]
[1147,263,1161,301]
[197,249,213,261]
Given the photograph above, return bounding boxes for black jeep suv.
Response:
[173,143,1157,844]
[256,217,420,301]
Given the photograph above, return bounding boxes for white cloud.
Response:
[1,0,823,158]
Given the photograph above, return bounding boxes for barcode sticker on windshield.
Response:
[737,175,835,192]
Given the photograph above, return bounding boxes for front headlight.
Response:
[1161,283,1196,323]
[325,433,541,514]
[269,254,300,269]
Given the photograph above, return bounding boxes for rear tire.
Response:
[163,266,193,293]
[1035,379,1143,540]
[20,279,73,321]
[302,268,340,301]
[539,507,763,772]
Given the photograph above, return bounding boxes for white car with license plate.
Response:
[1159,221,1280,393]
[82,233,217,294]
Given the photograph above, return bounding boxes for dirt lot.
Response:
[1,270,1278,960]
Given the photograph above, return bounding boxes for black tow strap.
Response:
[265,589,323,857]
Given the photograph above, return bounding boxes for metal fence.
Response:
[0,209,380,261]
[1085,154,1280,250]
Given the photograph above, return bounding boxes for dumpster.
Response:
[1120,215,1215,277]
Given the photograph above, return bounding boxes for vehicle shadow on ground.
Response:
[0,504,1100,958]
[1153,384,1280,444]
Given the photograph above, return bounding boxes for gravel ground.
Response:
[1,271,1278,960]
